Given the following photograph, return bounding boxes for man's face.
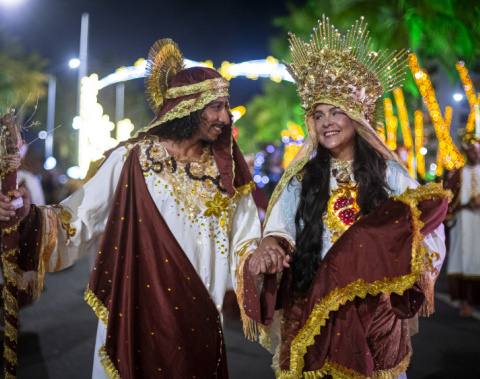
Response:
[196,97,231,143]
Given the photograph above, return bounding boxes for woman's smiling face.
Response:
[313,103,356,161]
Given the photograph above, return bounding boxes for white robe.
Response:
[446,164,480,277]
[37,142,261,378]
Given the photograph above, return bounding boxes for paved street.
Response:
[1,253,479,378]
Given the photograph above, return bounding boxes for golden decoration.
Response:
[85,287,110,326]
[166,78,228,99]
[145,38,185,113]
[286,15,408,122]
[99,344,121,379]
[54,205,77,244]
[204,191,230,227]
[323,184,359,243]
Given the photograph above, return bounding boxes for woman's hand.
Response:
[0,186,31,222]
[249,236,291,276]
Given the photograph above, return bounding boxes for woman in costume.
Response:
[236,16,450,379]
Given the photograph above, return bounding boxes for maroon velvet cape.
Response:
[86,146,228,378]
[243,185,449,378]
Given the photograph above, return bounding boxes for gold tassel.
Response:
[418,269,435,317]
[236,251,262,341]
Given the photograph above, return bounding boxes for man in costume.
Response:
[235,16,450,379]
[444,130,480,317]
[0,39,260,378]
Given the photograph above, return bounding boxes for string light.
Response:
[282,122,305,168]
[414,111,425,178]
[409,54,464,170]
[456,61,479,133]
[435,106,452,176]
[393,88,415,177]
[384,98,397,151]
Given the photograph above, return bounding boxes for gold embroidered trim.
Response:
[85,287,109,326]
[277,183,450,379]
[165,78,229,99]
[232,181,256,201]
[99,344,121,379]
[136,88,229,136]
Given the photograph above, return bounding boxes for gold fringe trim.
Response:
[236,250,263,341]
[277,183,450,379]
[417,270,435,316]
[372,350,412,379]
[5,319,18,345]
[84,287,109,326]
[4,345,18,367]
[1,223,19,237]
[5,372,16,379]
[99,344,121,379]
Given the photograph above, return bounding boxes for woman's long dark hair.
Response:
[292,133,390,294]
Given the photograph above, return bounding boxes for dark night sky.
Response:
[0,0,297,105]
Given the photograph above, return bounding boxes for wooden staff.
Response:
[0,110,23,379]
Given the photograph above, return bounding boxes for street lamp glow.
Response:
[44,156,57,170]
[453,93,463,101]
[69,58,81,69]
[0,0,25,7]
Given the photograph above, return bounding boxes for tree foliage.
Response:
[0,28,48,108]
[238,0,480,151]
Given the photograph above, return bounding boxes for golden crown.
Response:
[285,15,409,123]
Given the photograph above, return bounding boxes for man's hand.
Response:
[249,236,291,276]
[0,186,31,222]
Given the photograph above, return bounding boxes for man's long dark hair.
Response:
[152,108,205,141]
[292,133,390,294]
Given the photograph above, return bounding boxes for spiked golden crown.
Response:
[285,15,409,124]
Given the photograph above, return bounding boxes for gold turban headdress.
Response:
[136,38,230,135]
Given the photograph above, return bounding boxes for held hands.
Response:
[249,236,291,276]
[0,186,31,222]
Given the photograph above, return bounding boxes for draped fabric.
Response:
[243,185,449,378]
[103,67,252,199]
[87,146,228,378]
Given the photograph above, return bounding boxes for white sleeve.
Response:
[263,178,300,247]
[229,192,261,292]
[386,161,446,279]
[39,147,127,272]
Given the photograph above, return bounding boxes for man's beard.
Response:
[201,122,231,143]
